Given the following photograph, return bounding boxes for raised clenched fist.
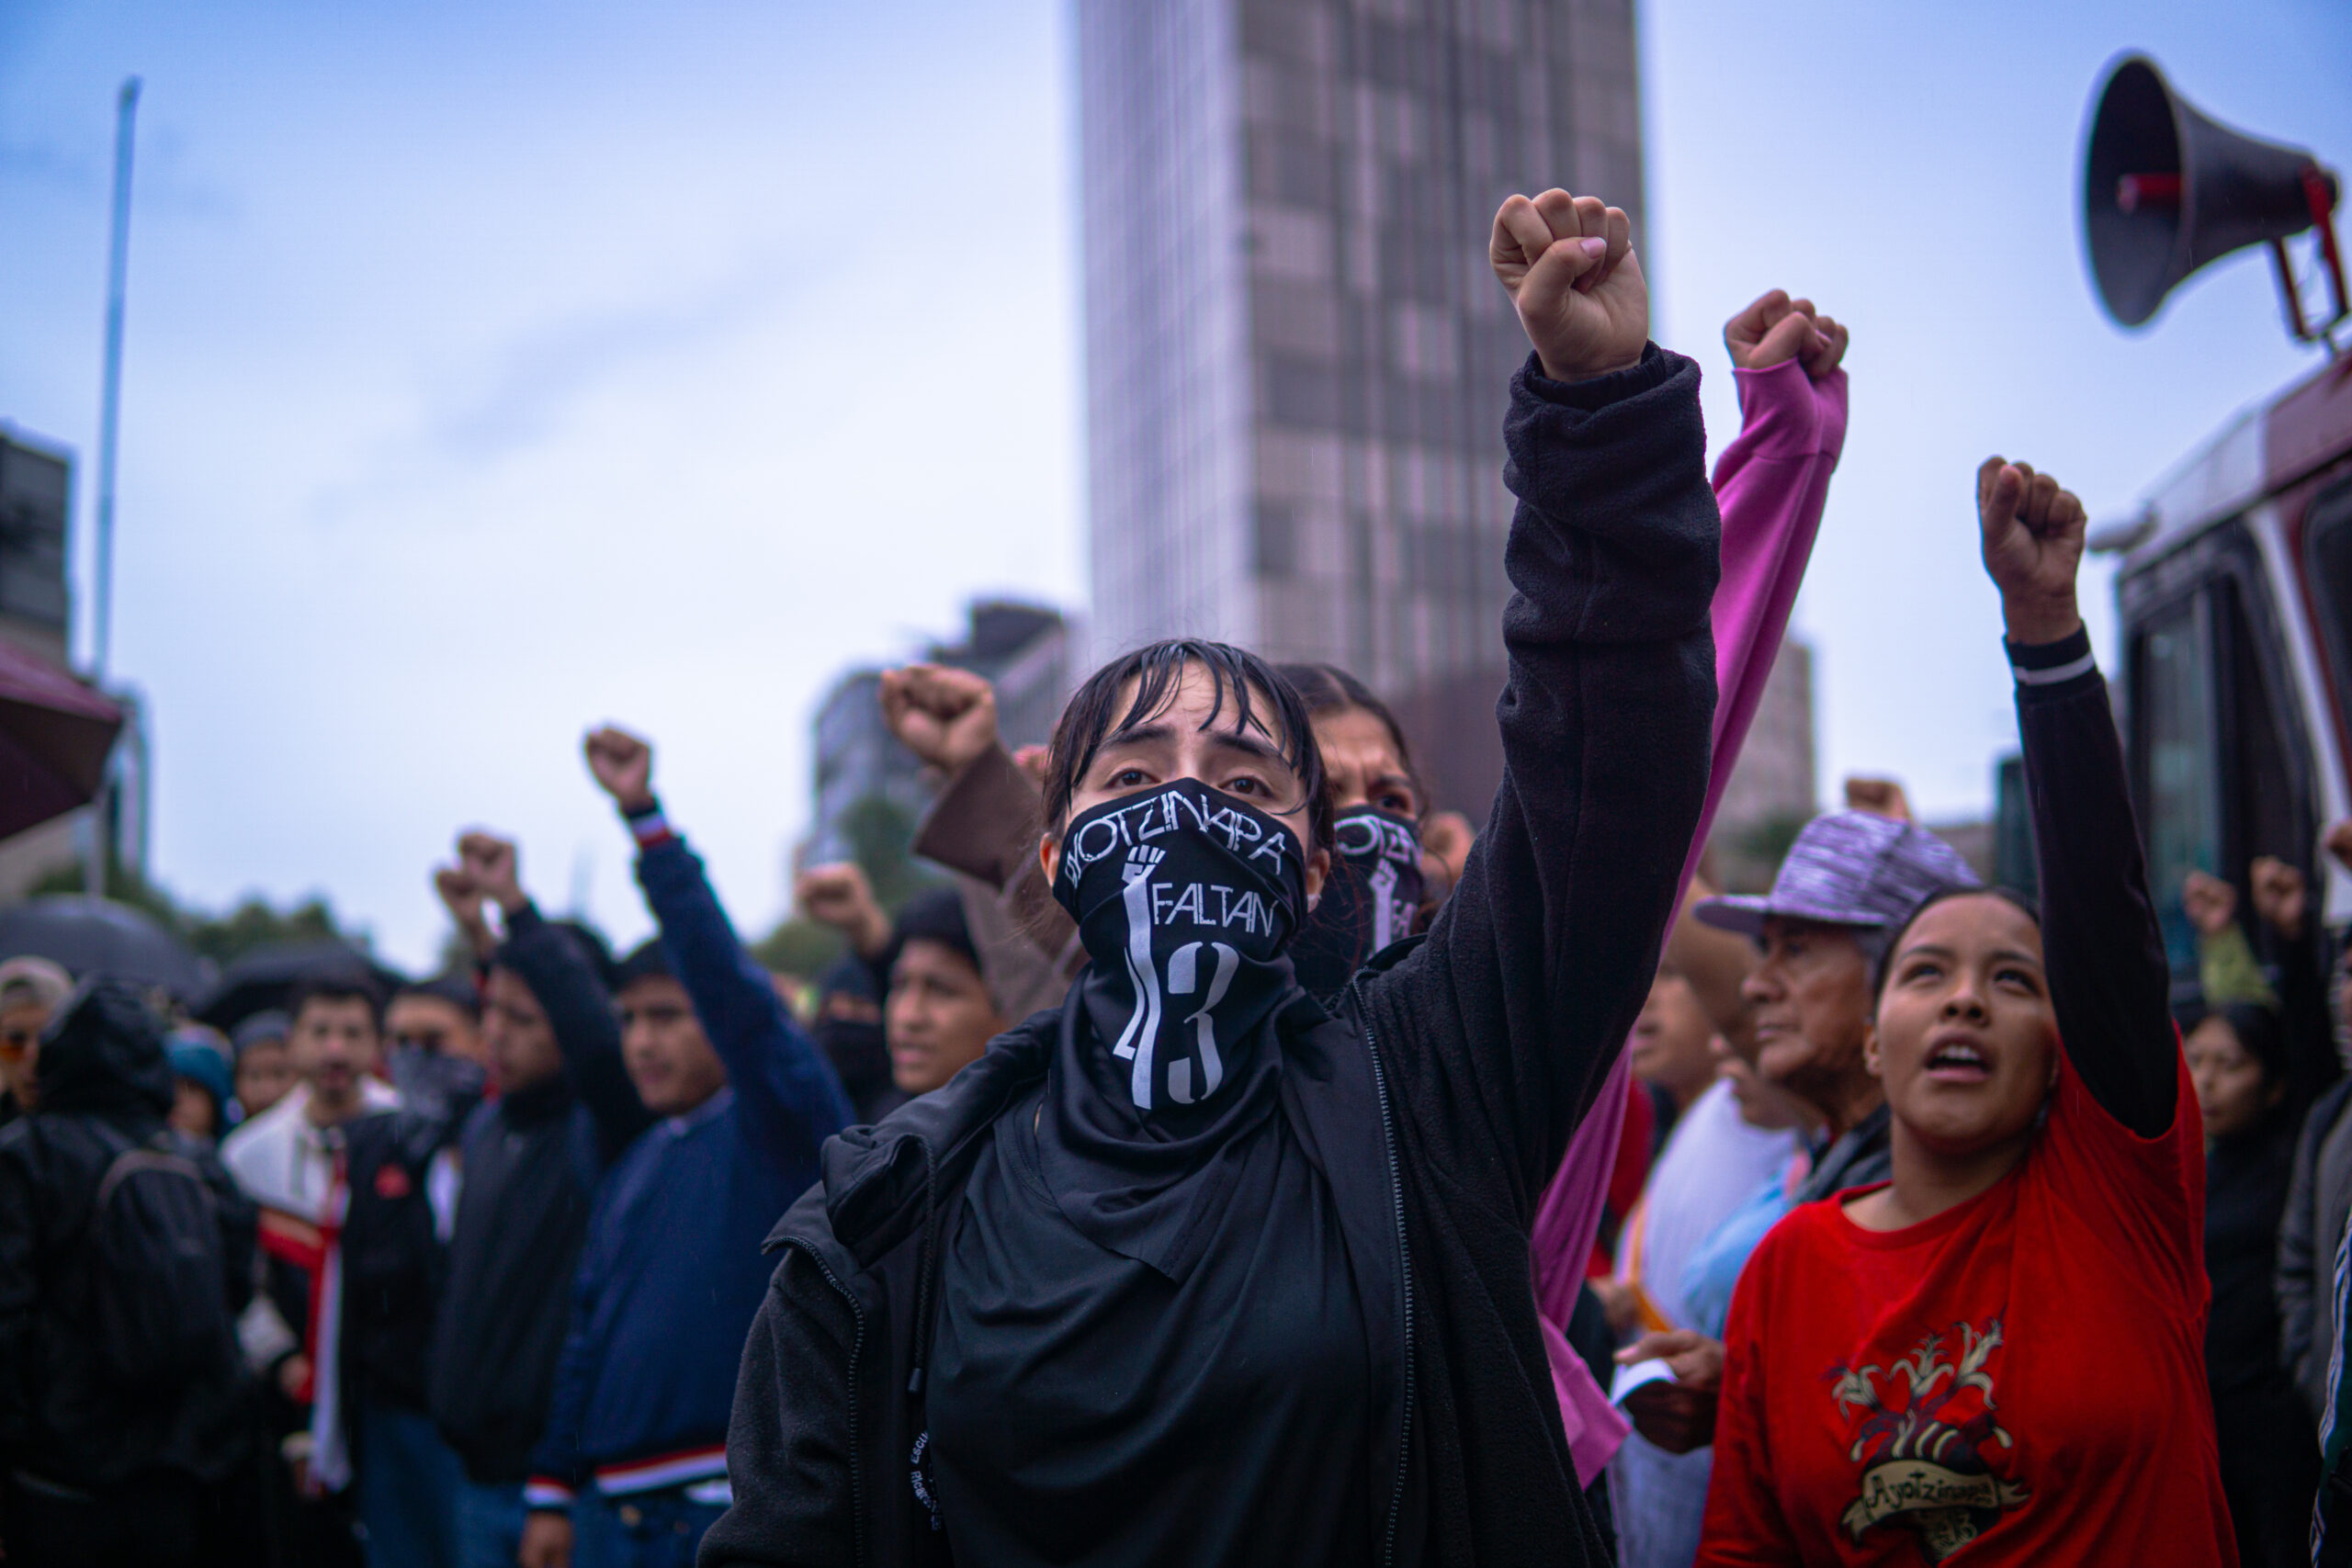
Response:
[796,863,893,959]
[458,831,526,917]
[879,664,1001,774]
[2249,856,2307,942]
[1976,457,2086,647]
[2181,870,2237,939]
[433,864,497,960]
[1843,777,1913,823]
[583,727,657,813]
[1723,289,1848,381]
[1490,189,1646,384]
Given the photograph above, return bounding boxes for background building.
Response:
[0,426,144,902]
[805,599,1074,881]
[1076,0,1645,815]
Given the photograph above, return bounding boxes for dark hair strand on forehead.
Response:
[1044,638,1333,852]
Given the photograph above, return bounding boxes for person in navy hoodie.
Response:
[517,728,853,1568]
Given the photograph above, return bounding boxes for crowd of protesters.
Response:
[1,179,2349,1568]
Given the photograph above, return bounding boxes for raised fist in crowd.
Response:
[583,726,658,813]
[796,863,893,960]
[434,863,498,962]
[1843,776,1912,823]
[1490,188,1646,384]
[879,663,1001,775]
[1975,457,2086,647]
[2181,869,2238,939]
[1723,289,1849,381]
[2249,856,2307,942]
[458,830,527,917]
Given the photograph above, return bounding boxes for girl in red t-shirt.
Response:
[1697,459,2236,1566]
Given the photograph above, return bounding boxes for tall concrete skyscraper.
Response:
[1077,0,1645,813]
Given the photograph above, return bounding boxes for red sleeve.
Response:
[2033,1047,2206,1311]
[1696,1220,1806,1566]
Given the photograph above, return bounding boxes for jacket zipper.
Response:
[1359,1015,1414,1568]
[788,1240,869,1567]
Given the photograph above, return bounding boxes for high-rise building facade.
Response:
[1077,0,1645,813]
[806,600,1075,870]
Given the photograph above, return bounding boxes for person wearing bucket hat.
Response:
[1694,810,1979,1209]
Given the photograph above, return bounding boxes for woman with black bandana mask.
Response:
[888,657,1463,1012]
[703,186,1719,1568]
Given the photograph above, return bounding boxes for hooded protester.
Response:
[811,949,903,1122]
[0,956,72,1127]
[1697,459,2234,1565]
[424,840,654,1568]
[0,977,258,1568]
[702,185,1720,1568]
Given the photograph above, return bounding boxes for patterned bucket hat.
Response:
[1695,811,1981,938]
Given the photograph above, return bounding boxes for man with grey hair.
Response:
[0,956,73,1128]
[1607,811,1982,1479]
[1694,809,1981,1204]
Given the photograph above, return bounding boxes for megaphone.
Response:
[2082,53,2346,338]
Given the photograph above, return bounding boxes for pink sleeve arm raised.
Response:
[1529,354,1848,1483]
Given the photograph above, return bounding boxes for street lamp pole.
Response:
[87,75,140,899]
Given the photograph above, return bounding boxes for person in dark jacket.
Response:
[337,1023,489,1568]
[0,977,258,1568]
[2182,996,2318,1567]
[427,840,654,1568]
[795,863,912,1123]
[701,186,1713,1568]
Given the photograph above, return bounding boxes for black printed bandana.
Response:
[1052,780,1307,1112]
[1288,807,1425,1002]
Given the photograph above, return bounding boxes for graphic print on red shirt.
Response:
[1699,1052,2235,1567]
[1826,1316,2029,1557]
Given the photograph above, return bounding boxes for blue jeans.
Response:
[451,1479,526,1568]
[573,1486,728,1568]
[356,1398,463,1568]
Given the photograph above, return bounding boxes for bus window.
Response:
[2217,577,2307,875]
[2132,593,2220,986]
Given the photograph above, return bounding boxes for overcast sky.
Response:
[5,1,2348,971]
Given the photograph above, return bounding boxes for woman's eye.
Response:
[1109,767,1148,788]
[1226,775,1263,795]
[1379,791,1415,815]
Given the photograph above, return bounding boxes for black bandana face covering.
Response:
[1053,781,1307,1112]
[1289,807,1425,1001]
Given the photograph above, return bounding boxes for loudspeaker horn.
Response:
[2083,54,2346,336]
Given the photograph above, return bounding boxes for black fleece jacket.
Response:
[698,345,1719,1568]
[0,982,257,1490]
[427,906,653,1484]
